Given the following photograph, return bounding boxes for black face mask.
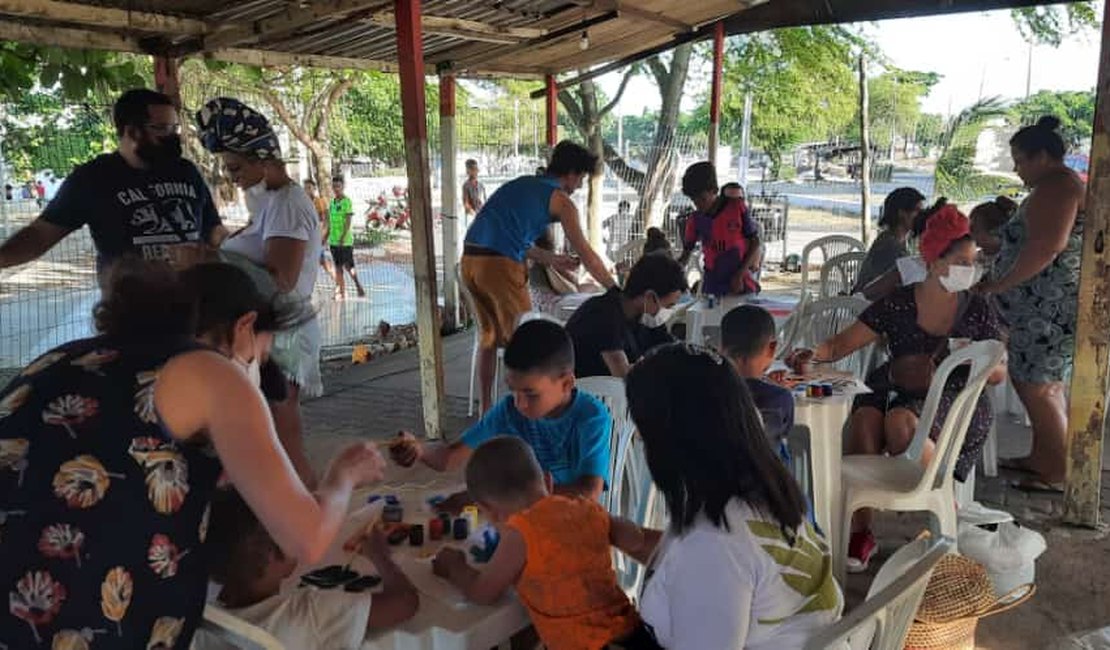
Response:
[136,134,182,167]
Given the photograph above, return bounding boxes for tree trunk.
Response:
[578,78,604,250]
[637,43,693,230]
[859,53,873,245]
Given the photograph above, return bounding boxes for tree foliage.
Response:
[1,92,115,179]
[861,69,940,152]
[1012,3,1099,47]
[0,45,148,103]
[1009,89,1095,150]
[719,27,862,178]
[934,97,1017,199]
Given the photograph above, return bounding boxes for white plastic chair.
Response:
[806,536,953,650]
[819,251,868,299]
[833,340,1005,584]
[800,235,865,304]
[457,264,505,416]
[576,376,633,511]
[197,603,284,649]
[784,296,872,377]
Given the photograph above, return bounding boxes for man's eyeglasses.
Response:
[144,123,181,135]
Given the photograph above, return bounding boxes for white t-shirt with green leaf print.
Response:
[639,499,843,649]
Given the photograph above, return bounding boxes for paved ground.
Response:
[300,331,1110,649]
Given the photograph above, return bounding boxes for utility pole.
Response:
[739,91,753,187]
[1026,41,1034,99]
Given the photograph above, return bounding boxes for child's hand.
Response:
[344,524,391,561]
[434,491,471,516]
[389,431,423,467]
[326,442,387,489]
[766,369,800,388]
[432,547,467,579]
[784,348,815,375]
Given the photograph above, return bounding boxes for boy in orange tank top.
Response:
[431,436,660,650]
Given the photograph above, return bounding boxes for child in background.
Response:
[432,436,659,650]
[390,320,612,511]
[720,305,794,444]
[642,227,672,257]
[197,489,419,650]
[969,195,1018,278]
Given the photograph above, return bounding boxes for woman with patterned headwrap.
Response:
[196,97,322,487]
[786,205,1008,572]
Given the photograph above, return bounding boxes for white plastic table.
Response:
[792,393,853,539]
[305,463,530,650]
[685,295,797,347]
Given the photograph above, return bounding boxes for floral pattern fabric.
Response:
[994,199,1083,384]
[0,337,221,649]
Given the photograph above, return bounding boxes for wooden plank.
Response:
[394,0,446,440]
[545,74,558,147]
[1063,0,1110,527]
[368,11,546,44]
[708,20,723,166]
[439,74,461,332]
[205,47,409,72]
[201,0,388,52]
[0,18,144,53]
[0,0,207,34]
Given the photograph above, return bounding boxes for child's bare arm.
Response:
[552,475,605,501]
[433,527,526,606]
[389,432,472,472]
[610,515,663,565]
[347,526,420,630]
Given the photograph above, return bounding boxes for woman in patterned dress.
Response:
[975,116,1084,493]
[788,206,1008,572]
[0,261,385,649]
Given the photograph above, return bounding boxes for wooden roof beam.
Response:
[199,0,389,52]
[0,18,146,53]
[0,0,207,35]
[203,47,415,73]
[585,0,692,31]
[448,10,620,73]
[366,11,547,45]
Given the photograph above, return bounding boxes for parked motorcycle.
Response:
[365,186,410,230]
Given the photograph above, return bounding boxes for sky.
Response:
[598,6,1101,118]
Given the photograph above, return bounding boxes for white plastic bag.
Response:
[959,521,1047,595]
[1053,626,1110,650]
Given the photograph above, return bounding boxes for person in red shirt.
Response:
[678,162,761,296]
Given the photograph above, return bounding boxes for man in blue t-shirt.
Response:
[720,305,795,445]
[390,319,611,513]
[0,89,226,280]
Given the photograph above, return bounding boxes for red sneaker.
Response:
[847,529,878,573]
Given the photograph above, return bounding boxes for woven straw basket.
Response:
[904,553,1035,649]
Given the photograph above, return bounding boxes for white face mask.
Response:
[939,264,977,293]
[640,293,675,328]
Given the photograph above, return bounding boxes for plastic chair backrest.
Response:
[199,604,285,650]
[576,376,633,510]
[792,296,872,376]
[805,537,954,650]
[800,235,865,301]
[903,340,1006,493]
[456,263,480,327]
[819,251,868,299]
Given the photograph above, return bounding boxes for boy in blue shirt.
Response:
[720,305,795,444]
[390,320,612,511]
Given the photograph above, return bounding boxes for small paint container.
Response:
[452,517,470,540]
[821,383,833,397]
[366,494,382,504]
[383,504,404,523]
[384,495,400,506]
[428,517,445,541]
[462,506,480,531]
[408,524,424,546]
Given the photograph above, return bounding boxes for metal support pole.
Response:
[394,0,446,440]
[858,53,873,246]
[739,91,753,188]
[440,74,460,333]
[545,74,558,148]
[708,21,724,168]
[1063,0,1110,527]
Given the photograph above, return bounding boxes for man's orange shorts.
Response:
[461,253,531,349]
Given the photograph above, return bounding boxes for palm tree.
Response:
[933,97,1019,199]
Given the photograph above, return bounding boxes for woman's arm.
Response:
[814,321,879,363]
[984,176,1081,293]
[860,268,901,301]
[155,350,383,566]
[263,237,308,293]
[552,192,616,289]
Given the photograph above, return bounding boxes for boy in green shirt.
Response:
[328,177,365,299]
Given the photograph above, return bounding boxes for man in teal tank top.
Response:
[461,141,616,414]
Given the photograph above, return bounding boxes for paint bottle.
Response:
[428,517,445,541]
[409,524,424,546]
[453,517,470,540]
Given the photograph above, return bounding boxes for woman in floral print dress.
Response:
[0,262,387,649]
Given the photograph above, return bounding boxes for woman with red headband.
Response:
[787,205,1007,571]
